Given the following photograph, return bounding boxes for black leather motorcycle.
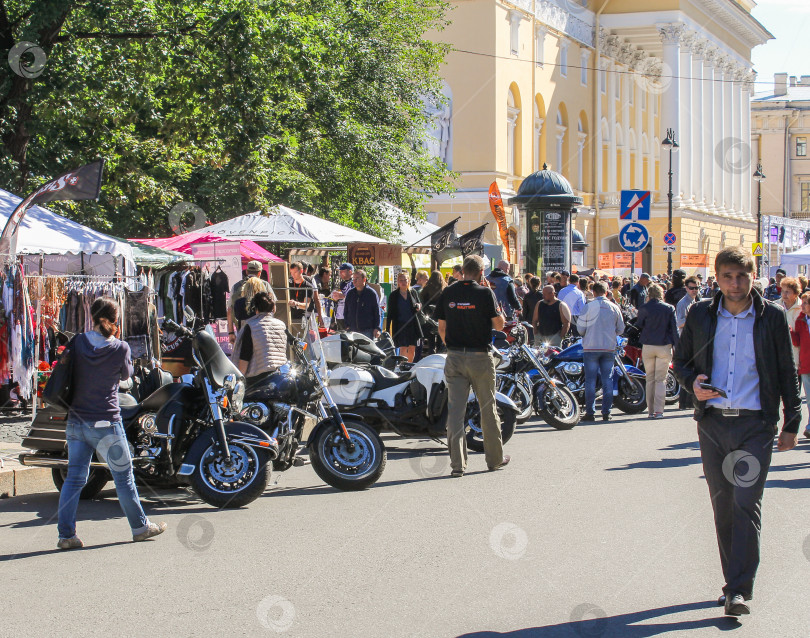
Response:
[20,316,278,508]
[237,318,386,491]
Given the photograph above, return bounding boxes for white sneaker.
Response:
[133,521,167,542]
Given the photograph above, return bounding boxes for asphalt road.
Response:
[2,408,809,638]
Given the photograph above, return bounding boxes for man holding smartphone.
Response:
[674,247,801,618]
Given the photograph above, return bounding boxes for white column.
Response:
[608,61,617,197]
[647,74,656,196]
[742,73,754,218]
[713,59,725,212]
[679,34,693,204]
[731,71,743,215]
[703,52,716,211]
[577,133,587,191]
[534,115,544,173]
[634,68,643,188]
[621,64,630,189]
[722,60,734,214]
[658,23,684,205]
[596,57,604,194]
[507,107,518,176]
[691,43,705,207]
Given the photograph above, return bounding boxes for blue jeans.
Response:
[583,351,614,416]
[57,419,149,539]
[802,374,810,431]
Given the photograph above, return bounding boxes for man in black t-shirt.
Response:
[289,262,323,337]
[434,255,510,477]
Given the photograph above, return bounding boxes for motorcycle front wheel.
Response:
[190,439,271,508]
[310,419,386,491]
[465,401,517,452]
[500,377,533,424]
[535,384,580,430]
[665,369,681,405]
[612,375,647,414]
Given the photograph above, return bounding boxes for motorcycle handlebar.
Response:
[163,318,192,338]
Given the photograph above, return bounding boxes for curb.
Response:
[0,466,55,499]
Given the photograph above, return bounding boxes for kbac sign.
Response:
[348,244,402,267]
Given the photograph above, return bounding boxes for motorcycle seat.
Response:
[369,365,415,391]
[120,403,141,421]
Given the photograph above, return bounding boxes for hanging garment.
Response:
[210,269,230,320]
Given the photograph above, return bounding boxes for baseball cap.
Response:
[673,269,686,277]
[776,268,786,276]
[339,262,354,271]
[640,272,651,279]
[246,260,262,274]
[561,270,570,277]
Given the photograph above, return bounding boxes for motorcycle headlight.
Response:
[231,380,245,414]
[223,374,237,391]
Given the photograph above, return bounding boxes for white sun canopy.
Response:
[0,188,135,275]
[781,243,810,266]
[204,205,387,244]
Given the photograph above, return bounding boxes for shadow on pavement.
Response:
[455,601,741,637]
[0,540,132,562]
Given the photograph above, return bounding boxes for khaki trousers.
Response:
[445,350,503,471]
[641,344,672,415]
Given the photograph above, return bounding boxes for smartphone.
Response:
[699,382,728,398]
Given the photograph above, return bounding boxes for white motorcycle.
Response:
[324,333,519,452]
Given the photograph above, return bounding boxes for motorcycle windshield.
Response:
[193,330,242,389]
[303,313,329,381]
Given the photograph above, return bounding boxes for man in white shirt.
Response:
[558,274,587,331]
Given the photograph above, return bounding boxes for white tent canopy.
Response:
[0,188,135,275]
[204,205,386,244]
[781,243,810,266]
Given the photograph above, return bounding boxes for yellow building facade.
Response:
[423,0,771,276]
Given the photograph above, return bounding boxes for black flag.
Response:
[0,159,105,261]
[458,224,487,258]
[430,217,460,268]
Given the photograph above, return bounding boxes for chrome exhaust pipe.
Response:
[18,453,108,469]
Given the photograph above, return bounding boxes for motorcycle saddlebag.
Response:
[327,366,375,406]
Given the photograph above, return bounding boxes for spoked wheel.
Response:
[501,378,533,424]
[665,369,681,405]
[190,440,270,508]
[535,384,580,430]
[52,467,110,500]
[612,375,647,414]
[310,420,386,491]
[465,400,517,452]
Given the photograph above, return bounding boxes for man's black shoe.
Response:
[582,413,595,422]
[602,414,612,422]
[724,594,750,617]
[717,595,725,607]
[488,455,511,471]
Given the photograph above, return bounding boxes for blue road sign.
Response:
[663,232,677,245]
[619,223,649,252]
[620,190,651,221]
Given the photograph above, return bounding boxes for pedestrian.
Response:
[673,246,800,617]
[531,285,571,347]
[676,277,700,334]
[790,292,810,439]
[451,264,464,283]
[233,276,267,330]
[330,263,355,331]
[486,260,521,320]
[628,273,650,308]
[289,261,323,337]
[634,283,678,418]
[228,260,276,345]
[558,273,587,325]
[576,281,625,422]
[420,270,447,315]
[664,269,688,306]
[621,277,631,296]
[412,270,429,292]
[57,298,167,549]
[554,272,564,294]
[515,273,530,301]
[386,271,423,362]
[610,279,623,305]
[521,276,543,325]
[434,255,510,477]
[763,268,785,301]
[779,277,802,368]
[579,276,593,301]
[232,292,288,388]
[344,269,381,339]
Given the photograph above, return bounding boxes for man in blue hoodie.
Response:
[486,260,521,320]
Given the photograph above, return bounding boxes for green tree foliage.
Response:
[0,0,453,238]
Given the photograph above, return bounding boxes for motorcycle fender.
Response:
[623,365,644,377]
[178,421,277,476]
[306,412,365,447]
[494,391,519,414]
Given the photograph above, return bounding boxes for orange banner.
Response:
[598,252,641,269]
[488,182,512,262]
[680,254,709,267]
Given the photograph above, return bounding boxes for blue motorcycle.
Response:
[544,336,647,414]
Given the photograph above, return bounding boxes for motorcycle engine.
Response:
[240,402,290,433]
[555,362,585,393]
[134,412,162,464]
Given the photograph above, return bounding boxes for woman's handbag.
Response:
[42,335,78,408]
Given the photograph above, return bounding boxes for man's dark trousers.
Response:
[697,411,775,600]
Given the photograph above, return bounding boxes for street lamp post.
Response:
[661,128,679,277]
[753,161,766,278]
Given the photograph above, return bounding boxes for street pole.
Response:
[753,161,765,278]
[661,128,678,277]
